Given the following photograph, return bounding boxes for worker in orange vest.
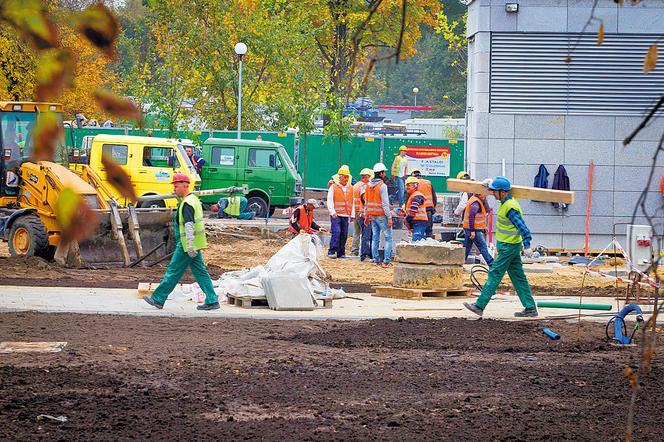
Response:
[410,169,436,238]
[351,168,374,260]
[326,166,355,258]
[463,193,494,266]
[404,176,429,241]
[365,162,394,266]
[288,199,325,237]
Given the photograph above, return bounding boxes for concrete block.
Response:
[475,72,490,93]
[615,116,664,143]
[562,234,613,250]
[614,166,664,192]
[568,0,619,7]
[567,7,618,33]
[566,190,613,217]
[469,138,488,164]
[524,214,564,235]
[564,115,615,141]
[471,112,489,139]
[517,7,567,32]
[515,139,564,164]
[614,191,663,217]
[564,140,614,166]
[396,243,465,266]
[472,51,490,74]
[488,113,515,139]
[619,7,664,33]
[615,142,664,167]
[472,92,490,113]
[532,233,562,249]
[467,5,490,36]
[471,163,488,181]
[487,138,514,164]
[564,164,614,191]
[513,163,557,188]
[393,263,463,289]
[488,163,514,182]
[562,215,615,235]
[490,5,517,31]
[519,198,565,217]
[515,115,565,140]
[472,32,491,53]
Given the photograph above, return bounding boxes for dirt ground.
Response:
[0,312,662,440]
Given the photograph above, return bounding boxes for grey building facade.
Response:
[466,0,664,250]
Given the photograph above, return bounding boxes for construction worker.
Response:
[327,166,354,258]
[328,164,352,188]
[185,146,205,175]
[288,198,325,236]
[365,162,393,266]
[404,176,429,241]
[351,168,374,260]
[411,169,436,238]
[453,170,471,218]
[464,176,537,318]
[215,194,254,220]
[143,173,220,311]
[391,145,409,206]
[463,192,494,266]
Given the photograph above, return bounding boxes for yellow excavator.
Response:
[0,101,244,267]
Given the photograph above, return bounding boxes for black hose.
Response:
[470,264,489,291]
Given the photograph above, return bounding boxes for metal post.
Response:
[414,94,417,107]
[237,57,243,139]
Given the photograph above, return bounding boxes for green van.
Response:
[199,138,303,217]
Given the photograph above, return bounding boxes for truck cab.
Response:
[72,134,200,208]
[199,138,302,217]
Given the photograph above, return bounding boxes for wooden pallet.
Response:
[227,294,334,309]
[137,282,185,298]
[372,285,471,300]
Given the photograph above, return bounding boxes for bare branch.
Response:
[624,95,664,146]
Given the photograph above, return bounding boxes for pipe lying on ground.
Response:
[536,301,613,311]
[543,328,561,340]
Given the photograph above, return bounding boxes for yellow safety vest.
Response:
[178,193,207,251]
[496,197,523,244]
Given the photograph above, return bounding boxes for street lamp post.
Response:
[412,87,419,107]
[234,42,247,139]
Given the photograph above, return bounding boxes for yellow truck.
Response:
[71,134,200,208]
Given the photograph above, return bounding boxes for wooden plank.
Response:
[372,285,470,300]
[446,179,574,204]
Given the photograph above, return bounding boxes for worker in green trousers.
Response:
[464,176,537,318]
[144,173,220,311]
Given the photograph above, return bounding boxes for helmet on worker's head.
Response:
[399,145,407,152]
[306,198,318,207]
[411,169,422,177]
[405,176,419,186]
[456,171,470,180]
[337,165,351,176]
[488,176,511,191]
[359,167,374,178]
[373,162,387,173]
[172,172,190,184]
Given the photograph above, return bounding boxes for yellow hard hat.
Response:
[337,165,351,176]
[456,171,470,180]
[359,167,374,177]
[405,176,419,186]
[399,145,408,151]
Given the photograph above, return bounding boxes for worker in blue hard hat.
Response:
[463,176,538,318]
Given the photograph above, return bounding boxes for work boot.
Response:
[327,254,337,259]
[197,302,220,311]
[463,302,483,317]
[143,296,164,309]
[382,262,393,267]
[514,308,538,318]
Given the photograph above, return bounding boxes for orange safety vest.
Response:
[463,195,487,230]
[417,178,434,209]
[365,181,386,217]
[406,191,429,221]
[353,181,366,213]
[331,182,353,216]
[288,205,314,234]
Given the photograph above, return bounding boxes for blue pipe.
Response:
[611,304,644,345]
[543,328,561,340]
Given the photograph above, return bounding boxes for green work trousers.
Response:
[151,242,218,305]
[475,241,535,311]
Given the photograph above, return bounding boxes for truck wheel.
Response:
[140,199,166,209]
[246,196,268,218]
[8,215,50,258]
[269,206,276,217]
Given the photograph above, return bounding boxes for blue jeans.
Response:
[425,208,434,238]
[464,229,494,266]
[329,216,349,257]
[394,176,406,206]
[359,216,373,258]
[371,215,393,263]
[411,221,427,241]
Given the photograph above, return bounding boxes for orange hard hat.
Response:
[172,172,190,184]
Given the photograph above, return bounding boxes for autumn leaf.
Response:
[644,44,658,74]
[93,89,142,120]
[72,3,120,57]
[35,49,74,100]
[31,111,63,162]
[101,154,137,203]
[564,55,572,64]
[0,0,58,49]
[56,187,99,244]
[597,23,604,46]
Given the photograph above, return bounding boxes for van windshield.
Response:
[278,147,295,170]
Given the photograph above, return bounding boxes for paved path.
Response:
[0,285,659,324]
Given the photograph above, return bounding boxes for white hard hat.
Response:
[306,198,318,206]
[373,162,387,173]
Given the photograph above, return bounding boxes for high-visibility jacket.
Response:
[463,195,487,230]
[288,205,313,234]
[178,193,207,251]
[406,191,428,222]
[496,197,523,244]
[353,181,366,213]
[331,182,353,216]
[417,178,434,208]
[365,181,386,217]
[223,195,242,217]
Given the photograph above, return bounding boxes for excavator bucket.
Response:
[58,207,177,267]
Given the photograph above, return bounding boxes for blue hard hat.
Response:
[488,176,511,191]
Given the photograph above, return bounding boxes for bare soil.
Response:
[0,312,662,441]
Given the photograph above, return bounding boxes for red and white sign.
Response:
[404,146,451,177]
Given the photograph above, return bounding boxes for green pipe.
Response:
[536,301,613,311]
